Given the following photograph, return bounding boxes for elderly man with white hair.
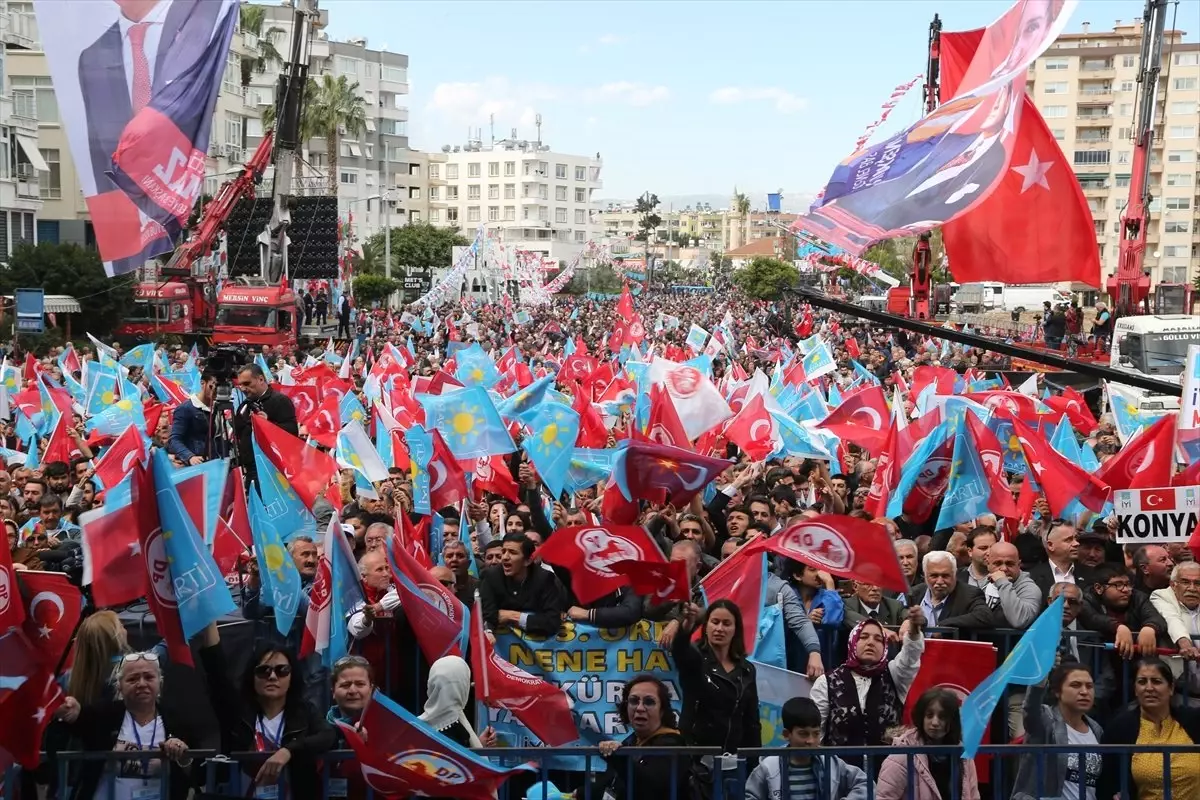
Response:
[1149,561,1200,692]
[904,550,994,631]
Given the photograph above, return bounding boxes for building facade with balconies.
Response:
[1027,19,1200,291]
[430,138,604,262]
[0,0,43,259]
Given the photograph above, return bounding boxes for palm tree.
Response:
[732,189,751,249]
[308,74,367,194]
[260,77,320,183]
[238,4,287,87]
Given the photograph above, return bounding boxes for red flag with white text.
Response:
[534,524,666,605]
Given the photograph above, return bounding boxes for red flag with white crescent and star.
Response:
[0,632,65,768]
[17,571,83,670]
[1096,414,1176,491]
[938,29,1100,286]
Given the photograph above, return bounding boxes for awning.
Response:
[44,295,81,313]
[365,119,376,132]
[348,142,362,157]
[15,135,48,172]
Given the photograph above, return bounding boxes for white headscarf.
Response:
[418,656,482,747]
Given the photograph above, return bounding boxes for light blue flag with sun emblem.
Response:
[564,448,623,495]
[800,340,836,382]
[936,428,993,530]
[454,343,501,389]
[85,365,120,417]
[405,425,434,515]
[496,374,555,422]
[418,385,515,461]
[521,401,579,498]
[62,371,86,405]
[251,438,315,541]
[339,390,369,426]
[119,343,156,375]
[247,485,303,637]
[85,396,146,437]
[0,360,20,395]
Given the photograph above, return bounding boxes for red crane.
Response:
[1108,0,1169,318]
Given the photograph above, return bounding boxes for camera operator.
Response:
[232,364,298,480]
[169,370,229,465]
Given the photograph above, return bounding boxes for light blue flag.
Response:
[682,354,712,379]
[375,418,394,468]
[85,367,120,417]
[61,372,86,405]
[564,337,576,356]
[119,374,142,403]
[247,487,304,637]
[321,517,363,668]
[251,439,315,540]
[801,341,836,380]
[337,391,367,426]
[962,595,1065,758]
[851,359,880,385]
[255,353,274,382]
[152,450,236,638]
[1080,442,1100,473]
[14,409,38,449]
[521,401,579,498]
[85,397,146,437]
[419,385,515,461]
[564,448,622,495]
[787,385,828,423]
[120,343,156,375]
[770,411,829,460]
[936,429,993,530]
[496,374,555,421]
[886,422,953,518]
[405,425,434,514]
[454,343,501,388]
[827,382,843,407]
[430,511,445,566]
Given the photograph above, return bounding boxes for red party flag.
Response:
[609,558,691,603]
[534,524,666,605]
[750,515,909,593]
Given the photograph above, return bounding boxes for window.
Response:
[488,206,499,221]
[488,162,499,177]
[1044,82,1068,94]
[575,165,586,180]
[1044,57,1069,70]
[1166,196,1192,210]
[1170,101,1199,115]
[431,209,442,223]
[409,187,421,200]
[335,56,361,77]
[504,206,515,221]
[1168,125,1197,139]
[1173,77,1198,91]
[1122,55,1137,68]
[538,185,548,200]
[467,206,480,222]
[1114,175,1131,188]
[1165,220,1190,233]
[1162,266,1188,283]
[340,171,357,184]
[38,148,60,199]
[488,184,499,199]
[522,206,533,220]
[1117,103,1133,116]
[222,52,240,95]
[10,76,57,123]
[575,230,586,243]
[554,208,567,223]
[504,184,515,199]
[1174,52,1200,66]
[1073,150,1110,165]
[504,161,516,176]
[381,66,408,84]
[468,163,481,178]
[1164,245,1188,257]
[555,163,567,179]
[523,161,534,176]
[1166,173,1194,187]
[429,164,440,179]
[1119,81,1134,92]
[1117,151,1131,164]
[555,186,567,201]
[446,208,458,223]
[1041,105,1067,118]
[446,164,459,179]
[429,186,440,200]
[539,206,549,222]
[575,209,586,224]
[1167,150,1196,163]
[575,188,587,203]
[363,144,373,159]
[467,185,480,200]
[446,186,459,200]
[410,210,421,224]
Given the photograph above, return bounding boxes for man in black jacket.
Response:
[168,370,227,464]
[231,363,299,481]
[905,550,994,632]
[478,532,566,636]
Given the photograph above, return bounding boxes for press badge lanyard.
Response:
[127,712,159,780]
[256,715,285,751]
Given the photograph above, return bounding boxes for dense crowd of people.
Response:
[1,289,1198,800]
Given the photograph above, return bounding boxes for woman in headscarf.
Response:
[809,609,926,762]
[419,656,496,748]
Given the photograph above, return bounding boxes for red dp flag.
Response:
[904,639,997,779]
[609,559,691,604]
[534,525,665,605]
[751,515,909,593]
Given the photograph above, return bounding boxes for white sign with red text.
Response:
[1114,485,1200,544]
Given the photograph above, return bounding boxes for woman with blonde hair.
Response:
[67,611,131,706]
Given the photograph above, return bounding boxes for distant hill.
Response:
[597,191,816,215]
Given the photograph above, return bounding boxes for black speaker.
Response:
[225,197,273,276]
[289,195,340,279]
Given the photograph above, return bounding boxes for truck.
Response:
[955,281,1004,312]
[1002,285,1073,314]
[1110,314,1200,411]
[121,281,207,340]
[211,278,302,350]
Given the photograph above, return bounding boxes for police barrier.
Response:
[15,743,1196,800]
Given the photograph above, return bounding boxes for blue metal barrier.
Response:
[12,743,1195,800]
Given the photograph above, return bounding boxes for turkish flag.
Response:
[749,516,909,593]
[600,478,640,525]
[640,384,690,448]
[79,493,148,608]
[1044,387,1098,436]
[910,365,957,400]
[274,383,320,424]
[469,600,578,746]
[698,548,765,654]
[0,546,25,632]
[387,534,467,663]
[939,31,1100,287]
[723,393,776,462]
[214,469,253,578]
[609,558,691,603]
[1010,416,1109,516]
[1139,489,1176,512]
[471,455,520,504]
[571,387,609,450]
[22,352,38,384]
[42,412,76,465]
[616,283,634,322]
[252,416,341,513]
[816,385,891,455]
[303,393,341,449]
[426,370,464,396]
[428,430,469,511]
[0,653,64,768]
[965,413,1021,520]
[395,512,432,571]
[18,571,83,670]
[92,424,147,493]
[864,420,899,518]
[1097,414,1176,491]
[534,524,666,605]
[291,361,338,386]
[845,337,861,360]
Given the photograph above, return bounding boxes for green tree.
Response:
[352,237,388,276]
[308,74,367,194]
[0,243,135,336]
[352,274,402,306]
[363,223,468,275]
[238,5,286,87]
[560,265,623,295]
[633,192,661,244]
[733,256,799,300]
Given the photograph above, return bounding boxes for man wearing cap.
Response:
[1076,528,1111,570]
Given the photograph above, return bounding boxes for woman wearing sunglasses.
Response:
[53,652,195,800]
[200,624,336,800]
[590,675,688,800]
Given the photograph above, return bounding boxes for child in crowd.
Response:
[746,697,868,800]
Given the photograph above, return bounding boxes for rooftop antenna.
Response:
[490,114,495,145]
[535,113,542,146]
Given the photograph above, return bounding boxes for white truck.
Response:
[1110,314,1200,412]
[955,282,1072,313]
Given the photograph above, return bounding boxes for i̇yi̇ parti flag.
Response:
[247,486,304,638]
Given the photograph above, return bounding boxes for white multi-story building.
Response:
[1027,19,1200,290]
[429,137,604,262]
[0,0,44,259]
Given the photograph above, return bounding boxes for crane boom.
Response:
[1111,0,1169,317]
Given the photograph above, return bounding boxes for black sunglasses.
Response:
[253,663,293,679]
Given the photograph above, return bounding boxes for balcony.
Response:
[3,9,38,49]
[310,39,329,60]
[1078,91,1114,104]
[1076,115,1112,127]
[9,112,38,136]
[15,164,39,199]
[1080,64,1116,79]
[1082,185,1109,197]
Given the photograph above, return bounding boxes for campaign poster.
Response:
[484,620,679,770]
[33,0,239,276]
[795,0,1077,254]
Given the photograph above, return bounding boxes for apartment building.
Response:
[1027,19,1200,289]
[3,1,255,249]
[429,138,604,262]
[241,3,424,243]
[0,0,43,260]
[598,199,799,254]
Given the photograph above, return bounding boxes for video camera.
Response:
[205,346,249,404]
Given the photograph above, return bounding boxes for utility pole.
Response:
[383,188,394,308]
